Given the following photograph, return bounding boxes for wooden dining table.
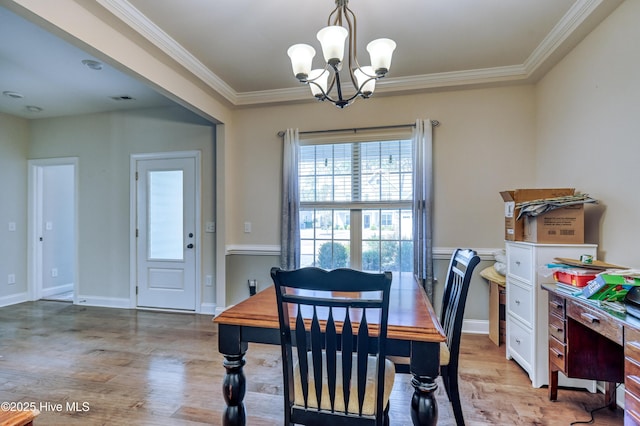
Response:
[213,273,446,425]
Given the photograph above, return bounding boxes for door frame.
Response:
[27,157,79,302]
[129,151,202,311]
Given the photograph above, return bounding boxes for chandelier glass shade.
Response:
[287,0,396,108]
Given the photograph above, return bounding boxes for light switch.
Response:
[8,222,16,231]
[206,222,216,233]
[46,221,53,231]
[244,222,252,233]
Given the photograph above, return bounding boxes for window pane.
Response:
[361,208,412,273]
[148,170,183,260]
[299,138,413,273]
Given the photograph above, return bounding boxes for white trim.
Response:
[225,244,281,256]
[129,150,203,312]
[0,292,29,307]
[75,295,131,309]
[224,245,502,261]
[41,283,73,298]
[96,0,608,108]
[200,303,217,316]
[462,319,489,335]
[27,157,79,303]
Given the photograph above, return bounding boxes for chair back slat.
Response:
[310,307,324,409]
[271,267,393,425]
[356,311,369,415]
[325,307,337,411]
[341,313,353,413]
[295,307,309,407]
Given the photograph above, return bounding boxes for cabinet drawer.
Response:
[507,279,533,326]
[567,300,623,345]
[548,293,565,320]
[627,327,640,361]
[508,317,533,367]
[549,314,566,342]
[507,244,532,282]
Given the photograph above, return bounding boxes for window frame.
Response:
[299,129,413,271]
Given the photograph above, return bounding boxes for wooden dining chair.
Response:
[439,248,481,426]
[387,248,479,426]
[270,267,395,426]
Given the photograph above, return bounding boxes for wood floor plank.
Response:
[0,301,626,425]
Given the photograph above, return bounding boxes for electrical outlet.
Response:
[205,222,215,233]
[8,222,16,231]
[51,268,58,278]
[8,274,15,285]
[205,275,213,287]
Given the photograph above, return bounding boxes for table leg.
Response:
[410,375,439,425]
[222,354,246,426]
[410,341,440,426]
[218,324,249,426]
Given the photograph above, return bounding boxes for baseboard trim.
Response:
[42,283,73,298]
[76,296,131,309]
[0,292,29,307]
[463,319,489,335]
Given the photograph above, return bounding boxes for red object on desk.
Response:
[553,269,598,287]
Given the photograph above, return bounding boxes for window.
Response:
[299,137,413,273]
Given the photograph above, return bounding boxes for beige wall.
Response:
[536,0,639,266]
[224,86,537,318]
[229,85,537,248]
[28,107,216,307]
[0,113,29,303]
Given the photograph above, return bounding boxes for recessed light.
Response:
[82,59,103,70]
[25,105,43,113]
[3,91,24,99]
[110,95,136,101]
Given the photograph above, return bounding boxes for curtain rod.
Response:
[277,120,439,137]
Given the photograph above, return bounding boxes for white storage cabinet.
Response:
[505,241,597,388]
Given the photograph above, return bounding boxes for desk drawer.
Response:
[549,314,566,342]
[626,327,640,361]
[507,279,533,326]
[567,300,623,345]
[626,390,640,425]
[548,293,565,320]
[507,244,532,282]
[626,357,640,398]
[549,336,566,372]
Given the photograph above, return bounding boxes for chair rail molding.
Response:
[226,244,501,260]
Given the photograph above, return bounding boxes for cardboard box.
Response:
[500,188,574,241]
[523,204,584,244]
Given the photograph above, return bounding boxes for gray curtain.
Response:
[280,128,300,270]
[412,119,435,301]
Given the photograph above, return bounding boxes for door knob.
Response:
[187,243,194,249]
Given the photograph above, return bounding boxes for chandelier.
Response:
[287,0,396,108]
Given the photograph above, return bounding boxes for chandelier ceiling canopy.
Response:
[287,0,396,108]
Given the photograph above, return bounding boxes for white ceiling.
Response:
[0,0,623,119]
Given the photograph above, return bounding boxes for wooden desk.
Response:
[543,284,640,424]
[214,275,446,426]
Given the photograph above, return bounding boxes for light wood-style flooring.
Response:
[0,301,625,425]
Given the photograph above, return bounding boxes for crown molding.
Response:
[95,0,238,104]
[97,0,601,108]
[523,0,602,74]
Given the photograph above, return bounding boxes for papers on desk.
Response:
[553,282,628,315]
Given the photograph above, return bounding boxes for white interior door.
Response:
[136,156,197,310]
